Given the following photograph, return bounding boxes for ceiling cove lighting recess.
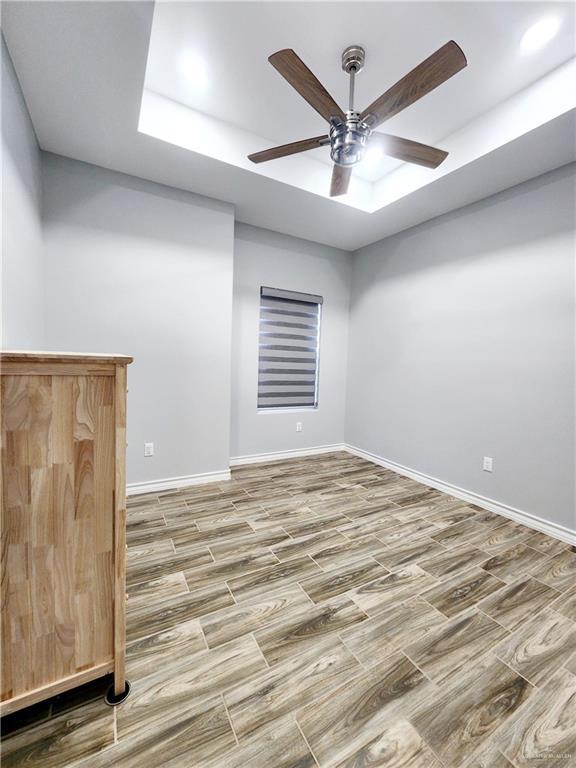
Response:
[520,17,561,53]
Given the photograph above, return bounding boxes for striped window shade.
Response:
[258,286,323,409]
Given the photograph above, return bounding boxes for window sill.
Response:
[257,406,318,414]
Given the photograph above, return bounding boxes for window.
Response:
[258,286,323,409]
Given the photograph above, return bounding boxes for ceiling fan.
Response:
[248,42,467,197]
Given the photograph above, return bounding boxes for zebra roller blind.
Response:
[258,286,323,409]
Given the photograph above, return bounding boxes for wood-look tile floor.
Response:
[2,452,576,767]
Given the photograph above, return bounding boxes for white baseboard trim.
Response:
[127,469,231,496]
[345,443,576,546]
[229,443,346,467]
[126,443,575,546]
[127,445,345,495]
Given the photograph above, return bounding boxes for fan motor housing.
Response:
[330,111,371,166]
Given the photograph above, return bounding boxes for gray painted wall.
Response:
[1,35,44,347]
[346,164,576,531]
[41,154,235,485]
[231,223,351,458]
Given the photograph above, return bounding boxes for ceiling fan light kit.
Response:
[248,40,468,197]
[329,115,371,167]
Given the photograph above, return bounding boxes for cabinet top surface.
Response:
[1,351,133,364]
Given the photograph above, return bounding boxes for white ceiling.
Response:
[145,1,576,181]
[3,1,575,250]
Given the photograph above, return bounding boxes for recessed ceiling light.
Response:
[178,50,209,91]
[520,17,561,53]
[363,144,384,167]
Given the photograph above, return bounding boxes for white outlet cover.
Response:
[144,442,154,457]
[483,456,493,472]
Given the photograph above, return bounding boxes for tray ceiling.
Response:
[3,1,575,248]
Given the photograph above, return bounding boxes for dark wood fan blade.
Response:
[360,41,467,128]
[248,135,328,164]
[330,164,352,197]
[269,49,346,123]
[369,133,448,168]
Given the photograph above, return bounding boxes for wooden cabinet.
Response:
[0,351,133,714]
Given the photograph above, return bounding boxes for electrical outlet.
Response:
[483,456,493,472]
[144,442,154,457]
[296,422,303,432]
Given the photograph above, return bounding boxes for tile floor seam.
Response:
[399,649,437,686]
[335,633,372,672]
[197,620,211,652]
[475,606,513,634]
[520,574,566,597]
[412,726,449,768]
[250,632,271,669]
[220,692,241,748]
[294,719,322,768]
[223,580,238,605]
